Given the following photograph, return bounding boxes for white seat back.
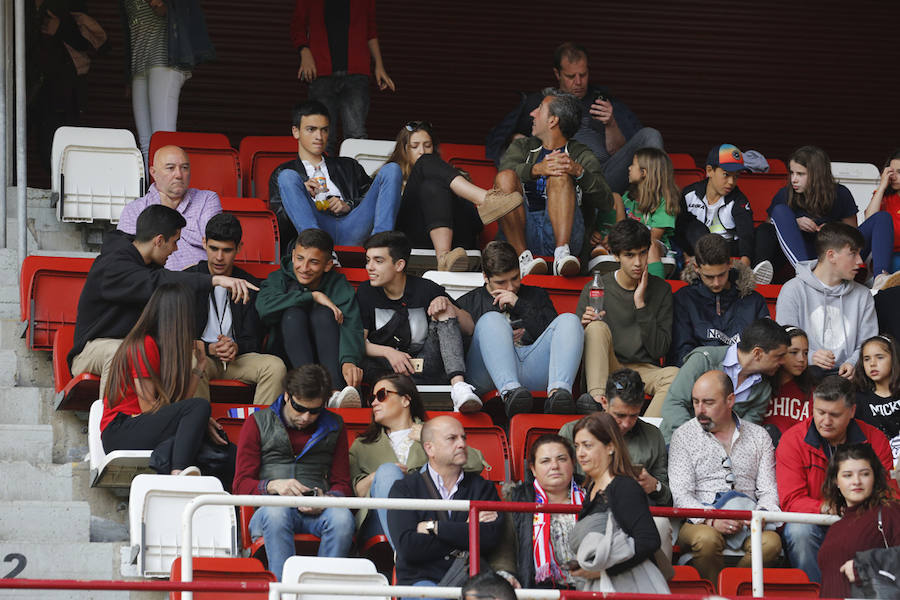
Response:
[87,399,154,488]
[281,557,387,600]
[338,138,396,175]
[129,474,236,577]
[51,126,137,194]
[422,270,484,300]
[58,145,145,223]
[832,161,880,220]
[88,399,107,474]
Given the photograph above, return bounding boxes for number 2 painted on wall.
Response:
[2,553,26,578]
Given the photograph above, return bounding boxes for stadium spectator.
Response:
[349,374,485,547]
[357,232,481,412]
[864,148,900,273]
[269,100,402,248]
[852,334,900,460]
[291,0,394,155]
[457,241,583,416]
[495,87,612,277]
[487,42,663,195]
[776,375,894,583]
[100,283,226,478]
[768,145,893,284]
[559,369,674,570]
[775,222,877,379]
[185,214,286,405]
[577,219,677,417]
[818,443,900,598]
[256,229,363,406]
[669,233,770,367]
[569,412,668,593]
[117,145,222,271]
[660,318,789,443]
[387,416,503,590]
[391,121,521,269]
[674,144,775,283]
[121,0,214,162]
[668,370,782,584]
[461,571,518,600]
[762,326,814,445]
[233,365,355,580]
[69,205,255,403]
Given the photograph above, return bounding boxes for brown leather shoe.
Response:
[478,189,523,224]
[437,247,468,272]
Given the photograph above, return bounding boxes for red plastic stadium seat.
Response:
[668,153,697,170]
[238,136,298,199]
[738,175,784,224]
[169,556,275,600]
[21,255,93,351]
[508,413,580,481]
[239,505,320,556]
[669,564,716,595]
[439,143,498,189]
[220,197,280,264]
[719,567,818,597]
[150,131,231,158]
[675,168,705,190]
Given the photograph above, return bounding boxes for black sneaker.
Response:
[545,389,575,414]
[502,386,533,417]
[576,392,601,414]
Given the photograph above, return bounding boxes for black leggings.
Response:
[281,304,343,386]
[396,153,482,249]
[101,396,210,471]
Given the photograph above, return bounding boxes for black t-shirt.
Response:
[324,0,350,72]
[855,390,900,460]
[356,276,452,353]
[767,183,857,224]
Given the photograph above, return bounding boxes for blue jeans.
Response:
[401,580,437,600]
[358,462,405,549]
[524,203,585,256]
[249,505,354,581]
[308,72,370,155]
[782,522,828,583]
[771,204,894,274]
[278,162,402,246]
[465,312,584,395]
[599,127,665,195]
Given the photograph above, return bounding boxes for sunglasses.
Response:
[288,396,323,414]
[372,388,402,403]
[722,456,735,490]
[405,120,432,132]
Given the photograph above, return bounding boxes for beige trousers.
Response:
[196,352,287,405]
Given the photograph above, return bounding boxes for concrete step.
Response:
[0,425,52,463]
[0,541,125,592]
[0,461,75,501]
[0,350,17,387]
[0,501,90,543]
[0,387,44,425]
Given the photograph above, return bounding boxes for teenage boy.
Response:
[268,100,402,248]
[357,231,481,412]
[776,222,877,380]
[660,318,790,443]
[69,205,256,398]
[186,214,287,404]
[256,228,364,407]
[577,218,677,417]
[674,143,774,284]
[456,241,584,416]
[669,233,770,366]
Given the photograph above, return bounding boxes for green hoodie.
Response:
[255,254,364,366]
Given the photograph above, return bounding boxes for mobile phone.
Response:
[410,358,424,373]
[301,488,318,496]
[594,92,609,103]
[509,318,525,329]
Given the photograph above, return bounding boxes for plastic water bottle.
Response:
[312,165,329,211]
[589,273,604,314]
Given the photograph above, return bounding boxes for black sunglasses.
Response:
[288,395,323,414]
[722,456,735,490]
[405,120,432,132]
[372,388,402,403]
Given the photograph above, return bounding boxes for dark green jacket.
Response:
[255,253,364,366]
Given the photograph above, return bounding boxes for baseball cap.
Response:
[706,144,747,173]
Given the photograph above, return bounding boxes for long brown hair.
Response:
[821,443,896,514]
[630,147,681,219]
[572,412,636,481]
[853,334,900,397]
[105,283,197,411]
[787,145,836,219]
[384,121,439,185]
[358,373,426,444]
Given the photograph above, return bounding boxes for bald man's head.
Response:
[691,370,735,433]
[422,416,468,470]
[150,145,191,202]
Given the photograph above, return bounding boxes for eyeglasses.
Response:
[405,120,432,132]
[372,388,402,403]
[722,456,735,490]
[288,395,323,414]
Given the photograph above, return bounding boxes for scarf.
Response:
[533,478,585,583]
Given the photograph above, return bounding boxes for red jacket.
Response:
[776,417,895,513]
[290,0,377,77]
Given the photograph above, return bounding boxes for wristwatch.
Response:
[424,520,437,535]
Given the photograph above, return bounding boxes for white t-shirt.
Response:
[201,286,234,343]
[301,159,343,200]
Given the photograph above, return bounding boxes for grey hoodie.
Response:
[775,259,876,367]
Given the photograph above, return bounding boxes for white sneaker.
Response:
[752,260,774,285]
[328,386,361,408]
[519,250,548,277]
[450,381,483,413]
[554,254,580,277]
[179,466,202,477]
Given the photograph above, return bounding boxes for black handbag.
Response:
[849,508,900,599]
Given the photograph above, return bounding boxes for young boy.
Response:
[577,218,678,416]
[357,231,482,412]
[186,213,287,404]
[256,228,364,406]
[674,143,774,284]
[776,222,877,379]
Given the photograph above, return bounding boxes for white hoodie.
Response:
[775,259,877,367]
